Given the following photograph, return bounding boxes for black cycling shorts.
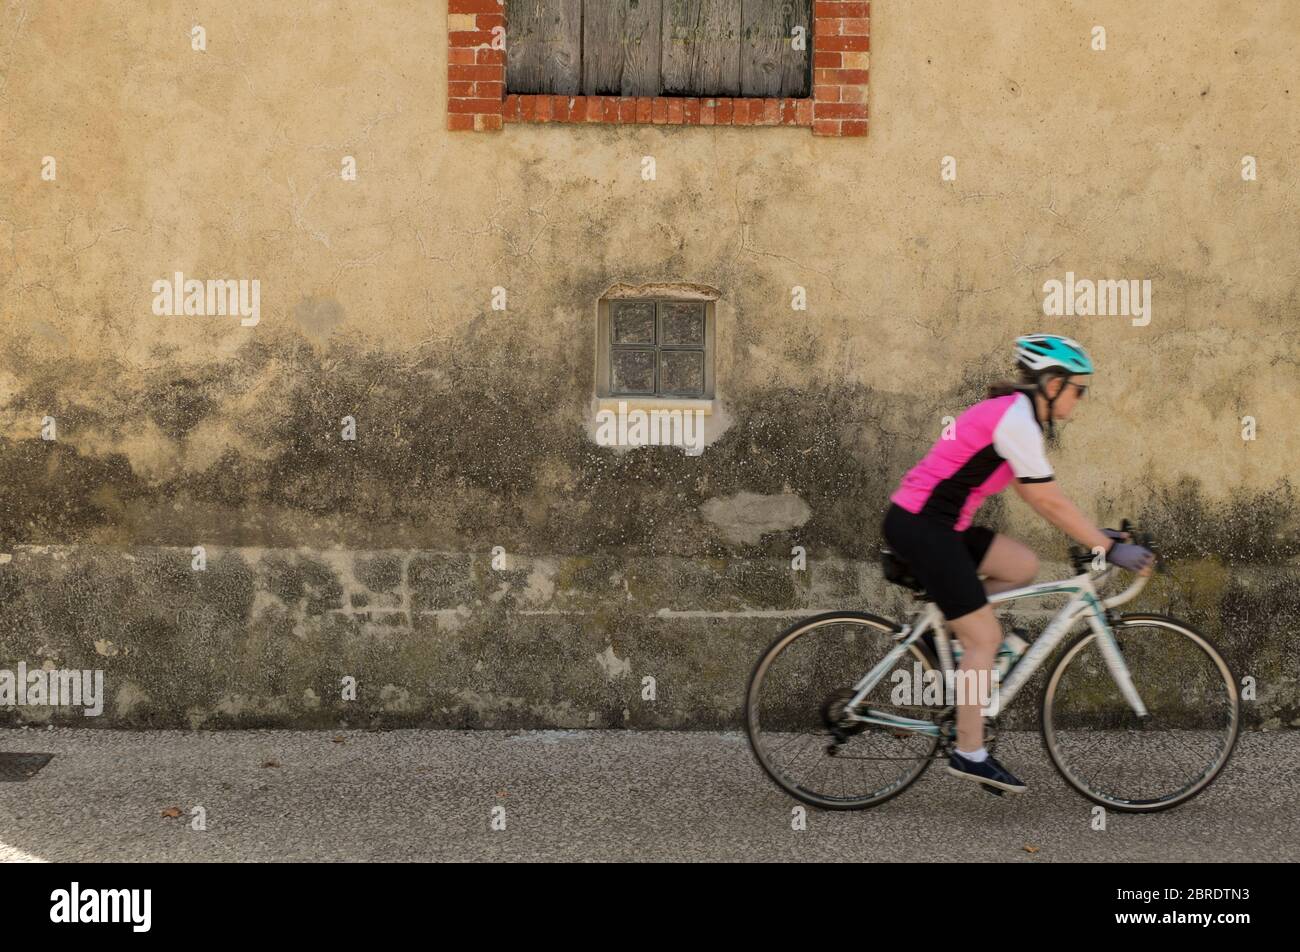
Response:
[882,503,997,621]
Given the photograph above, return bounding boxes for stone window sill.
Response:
[597,397,715,417]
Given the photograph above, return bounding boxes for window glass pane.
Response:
[660,350,705,396]
[611,349,656,394]
[660,302,704,345]
[612,302,656,344]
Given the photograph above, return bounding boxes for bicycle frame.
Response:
[844,566,1153,738]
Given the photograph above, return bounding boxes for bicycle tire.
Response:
[745,610,942,811]
[1040,613,1239,813]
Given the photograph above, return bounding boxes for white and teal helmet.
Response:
[1015,334,1094,376]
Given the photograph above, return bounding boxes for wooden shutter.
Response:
[506,1,811,99]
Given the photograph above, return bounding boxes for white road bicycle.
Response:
[745,522,1239,812]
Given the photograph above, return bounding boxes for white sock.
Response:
[956,746,988,763]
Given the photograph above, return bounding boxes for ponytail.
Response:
[988,367,1040,399]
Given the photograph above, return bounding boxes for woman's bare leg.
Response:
[979,533,1039,595]
[945,604,1002,751]
[944,535,1038,751]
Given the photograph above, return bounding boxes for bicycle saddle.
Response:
[880,548,925,593]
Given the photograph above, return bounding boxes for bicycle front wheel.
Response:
[1042,613,1239,813]
[745,611,943,811]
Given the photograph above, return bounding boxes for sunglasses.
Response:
[1063,381,1088,398]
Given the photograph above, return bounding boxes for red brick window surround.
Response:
[447,1,869,138]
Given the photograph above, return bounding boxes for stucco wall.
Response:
[0,1,1296,726]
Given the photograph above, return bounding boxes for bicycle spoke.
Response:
[774,733,826,785]
[776,733,824,780]
[767,729,819,763]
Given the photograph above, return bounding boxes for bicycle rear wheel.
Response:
[745,611,944,811]
[1041,614,1239,813]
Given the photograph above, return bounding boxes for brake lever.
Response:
[1130,528,1166,573]
[1114,518,1167,576]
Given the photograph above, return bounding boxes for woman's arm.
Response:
[1012,479,1112,551]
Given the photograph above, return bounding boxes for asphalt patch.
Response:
[0,753,54,782]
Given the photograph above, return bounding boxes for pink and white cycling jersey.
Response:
[891,391,1054,531]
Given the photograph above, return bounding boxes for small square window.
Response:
[598,297,715,401]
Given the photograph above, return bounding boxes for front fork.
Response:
[1089,605,1149,718]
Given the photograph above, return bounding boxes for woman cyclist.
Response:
[882,334,1155,793]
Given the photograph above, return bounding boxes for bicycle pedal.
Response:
[980,783,1005,798]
